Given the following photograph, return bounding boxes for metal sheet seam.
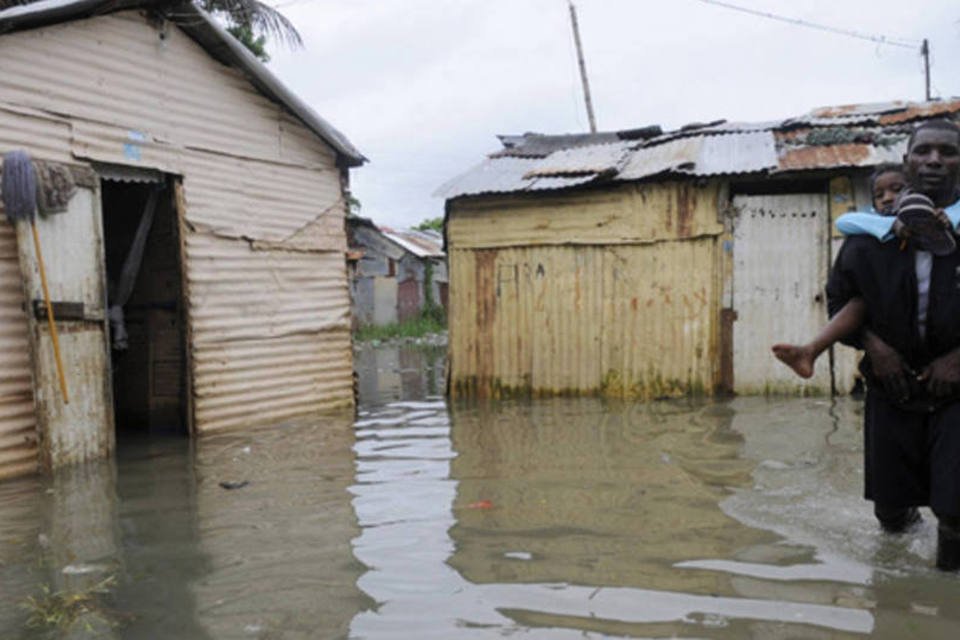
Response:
[446,231,725,251]
[189,317,351,346]
[184,223,347,255]
[273,197,347,243]
[0,100,70,125]
[3,101,336,173]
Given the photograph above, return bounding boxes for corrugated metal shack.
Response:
[0,0,364,479]
[438,99,960,400]
[346,217,447,327]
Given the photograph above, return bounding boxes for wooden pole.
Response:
[921,39,931,101]
[568,1,597,133]
[31,222,69,404]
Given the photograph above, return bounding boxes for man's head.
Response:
[903,119,960,206]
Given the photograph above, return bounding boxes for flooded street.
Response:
[2,344,960,638]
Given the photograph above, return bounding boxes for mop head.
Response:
[34,160,76,216]
[1,150,38,223]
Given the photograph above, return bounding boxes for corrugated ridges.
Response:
[186,234,353,433]
[0,215,37,480]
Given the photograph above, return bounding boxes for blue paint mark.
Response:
[127,130,147,143]
[123,143,142,161]
[723,240,733,253]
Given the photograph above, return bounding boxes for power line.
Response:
[693,0,920,50]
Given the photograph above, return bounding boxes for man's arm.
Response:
[826,238,913,399]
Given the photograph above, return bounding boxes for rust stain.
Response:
[809,103,861,118]
[676,184,695,238]
[777,144,871,171]
[878,100,960,124]
[474,250,498,386]
[631,297,638,311]
[718,308,738,394]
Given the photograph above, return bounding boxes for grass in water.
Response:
[21,574,119,633]
[355,310,446,343]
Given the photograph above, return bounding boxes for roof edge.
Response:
[0,0,366,167]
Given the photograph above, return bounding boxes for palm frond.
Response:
[199,0,302,48]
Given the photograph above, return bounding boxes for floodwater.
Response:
[2,344,960,639]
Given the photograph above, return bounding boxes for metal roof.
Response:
[439,98,960,200]
[435,156,596,200]
[0,0,366,167]
[379,227,444,259]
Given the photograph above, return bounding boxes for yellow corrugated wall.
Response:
[447,181,723,398]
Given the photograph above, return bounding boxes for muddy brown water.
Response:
[2,343,960,638]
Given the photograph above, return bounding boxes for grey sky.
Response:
[266,0,960,228]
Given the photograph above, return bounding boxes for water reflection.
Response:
[4,345,960,638]
[354,343,445,405]
[0,417,366,639]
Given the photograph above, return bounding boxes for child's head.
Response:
[869,164,907,215]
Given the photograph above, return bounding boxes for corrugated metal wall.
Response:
[0,209,37,480]
[448,182,723,398]
[0,10,353,460]
[188,235,352,432]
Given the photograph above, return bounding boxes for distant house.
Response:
[346,217,447,328]
[0,0,364,480]
[437,99,960,400]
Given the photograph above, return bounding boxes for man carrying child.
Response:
[826,119,960,571]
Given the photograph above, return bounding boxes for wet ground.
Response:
[2,343,960,638]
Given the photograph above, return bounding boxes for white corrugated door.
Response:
[731,193,832,394]
[15,185,113,470]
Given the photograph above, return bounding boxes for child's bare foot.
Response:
[771,343,816,379]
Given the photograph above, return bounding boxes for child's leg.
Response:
[772,298,866,378]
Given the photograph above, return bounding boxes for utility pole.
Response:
[921,38,931,101]
[568,1,597,133]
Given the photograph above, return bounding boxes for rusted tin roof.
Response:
[439,98,960,200]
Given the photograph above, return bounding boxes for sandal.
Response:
[897,193,956,256]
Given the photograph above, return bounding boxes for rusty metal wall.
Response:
[449,241,719,398]
[0,210,37,480]
[0,10,354,449]
[448,181,723,250]
[448,181,723,398]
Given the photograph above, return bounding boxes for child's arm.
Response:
[835,212,896,241]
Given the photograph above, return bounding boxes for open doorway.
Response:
[100,173,187,438]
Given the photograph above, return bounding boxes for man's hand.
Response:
[863,330,912,401]
[920,348,960,398]
[934,208,954,233]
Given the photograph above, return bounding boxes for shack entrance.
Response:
[100,172,188,438]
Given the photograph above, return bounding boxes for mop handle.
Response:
[31,222,69,404]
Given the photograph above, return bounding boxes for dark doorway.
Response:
[101,176,187,437]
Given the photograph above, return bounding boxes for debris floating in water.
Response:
[219,480,250,490]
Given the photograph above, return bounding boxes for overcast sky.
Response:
[265,0,960,229]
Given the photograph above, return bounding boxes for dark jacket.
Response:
[826,235,960,409]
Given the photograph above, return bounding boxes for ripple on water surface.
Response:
[3,388,960,638]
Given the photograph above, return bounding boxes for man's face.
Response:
[904,128,960,204]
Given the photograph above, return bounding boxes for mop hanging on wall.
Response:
[2,150,69,404]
